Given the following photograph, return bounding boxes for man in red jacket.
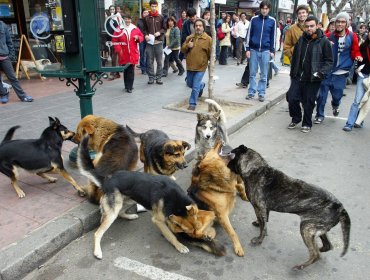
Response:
[112,14,144,93]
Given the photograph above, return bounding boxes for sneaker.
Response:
[148,78,154,84]
[21,96,33,102]
[333,108,339,117]
[126,89,132,93]
[173,69,178,73]
[301,126,311,133]
[187,105,196,111]
[342,125,352,132]
[162,73,167,77]
[236,82,247,88]
[288,122,298,129]
[258,96,265,102]
[156,79,163,85]
[314,117,323,124]
[1,95,9,104]
[178,70,184,76]
[354,122,363,128]
[245,94,254,100]
[274,70,279,76]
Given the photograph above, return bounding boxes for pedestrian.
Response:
[343,30,369,131]
[324,18,335,36]
[315,12,362,124]
[180,7,197,61]
[0,20,33,104]
[283,5,308,61]
[177,10,187,31]
[162,16,185,77]
[181,19,212,111]
[236,12,249,66]
[136,9,149,75]
[106,5,121,80]
[219,14,232,65]
[143,0,165,85]
[287,15,333,133]
[230,13,239,59]
[357,23,368,46]
[245,1,276,102]
[112,14,144,93]
[280,18,292,65]
[201,10,212,37]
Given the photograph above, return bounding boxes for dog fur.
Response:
[126,126,191,177]
[227,145,351,270]
[77,136,225,259]
[0,117,85,198]
[72,115,138,204]
[195,99,229,158]
[188,139,248,257]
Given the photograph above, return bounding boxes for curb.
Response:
[0,92,285,280]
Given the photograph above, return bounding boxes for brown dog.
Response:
[188,139,248,256]
[126,127,191,178]
[72,115,138,203]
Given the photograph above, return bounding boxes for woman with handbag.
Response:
[219,14,231,65]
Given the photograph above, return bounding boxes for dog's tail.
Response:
[77,136,104,189]
[340,208,351,257]
[1,126,20,143]
[125,125,141,142]
[204,99,227,124]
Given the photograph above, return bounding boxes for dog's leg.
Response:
[236,176,248,201]
[319,233,333,252]
[8,166,25,198]
[37,172,57,183]
[293,221,321,270]
[251,206,268,245]
[94,193,122,260]
[57,168,86,196]
[118,198,139,220]
[218,213,244,257]
[152,200,189,254]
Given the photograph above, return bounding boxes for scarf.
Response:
[149,10,158,17]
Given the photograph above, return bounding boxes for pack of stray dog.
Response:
[0,107,351,271]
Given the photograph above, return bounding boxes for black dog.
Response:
[227,145,351,270]
[0,117,85,198]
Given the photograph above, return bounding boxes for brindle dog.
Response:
[227,145,351,270]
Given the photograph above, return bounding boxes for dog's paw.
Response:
[48,177,57,183]
[120,213,139,220]
[252,220,260,227]
[78,190,86,197]
[176,243,190,254]
[94,250,103,260]
[234,246,245,257]
[17,190,26,198]
[292,264,305,271]
[250,237,263,246]
[240,193,249,201]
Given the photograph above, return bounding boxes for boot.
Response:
[170,62,178,73]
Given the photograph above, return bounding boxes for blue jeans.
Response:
[186,71,205,106]
[316,73,347,119]
[0,57,28,100]
[248,49,270,97]
[345,73,369,127]
[139,41,147,73]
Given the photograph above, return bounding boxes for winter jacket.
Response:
[220,23,232,47]
[112,24,144,65]
[181,32,212,72]
[181,19,193,44]
[327,29,361,73]
[0,21,14,58]
[143,14,165,41]
[283,22,304,59]
[290,29,333,82]
[167,26,181,49]
[358,42,370,75]
[245,14,276,53]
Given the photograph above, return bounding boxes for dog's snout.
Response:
[206,135,211,139]
[177,162,188,169]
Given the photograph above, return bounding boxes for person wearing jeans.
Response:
[181,19,212,110]
[245,1,276,102]
[137,9,149,75]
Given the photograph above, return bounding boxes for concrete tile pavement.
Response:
[0,60,291,280]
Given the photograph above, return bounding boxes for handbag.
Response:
[217,26,225,40]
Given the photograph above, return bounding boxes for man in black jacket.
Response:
[287,16,333,133]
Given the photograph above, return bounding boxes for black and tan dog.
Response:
[126,126,191,178]
[188,139,248,257]
[72,115,138,203]
[227,145,351,270]
[0,117,85,198]
[78,136,225,259]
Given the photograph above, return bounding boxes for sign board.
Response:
[55,35,66,53]
[215,0,227,4]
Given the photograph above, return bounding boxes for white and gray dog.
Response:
[195,99,229,158]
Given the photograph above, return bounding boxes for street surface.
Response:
[24,85,370,280]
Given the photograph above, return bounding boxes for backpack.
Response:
[217,26,225,40]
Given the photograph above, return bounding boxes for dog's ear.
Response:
[240,145,248,153]
[213,110,221,120]
[182,141,191,150]
[186,204,198,216]
[164,144,175,154]
[84,123,95,135]
[48,117,55,126]
[197,113,206,121]
[54,117,61,126]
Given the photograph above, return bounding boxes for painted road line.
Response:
[114,257,195,280]
[324,116,347,121]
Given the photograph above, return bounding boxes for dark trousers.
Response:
[231,36,237,58]
[240,62,250,85]
[122,64,134,90]
[219,46,228,65]
[236,37,246,64]
[145,43,163,80]
[0,58,27,100]
[139,41,147,74]
[163,50,184,75]
[288,79,321,127]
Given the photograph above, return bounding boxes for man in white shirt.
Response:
[236,12,249,65]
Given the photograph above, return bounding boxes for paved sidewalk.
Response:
[0,60,291,280]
